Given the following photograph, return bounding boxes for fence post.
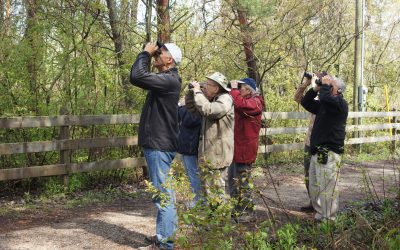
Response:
[59,107,70,187]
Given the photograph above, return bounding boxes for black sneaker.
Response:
[145,235,158,244]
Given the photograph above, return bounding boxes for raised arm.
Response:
[230,90,263,116]
[301,88,320,114]
[194,93,233,120]
[130,52,179,92]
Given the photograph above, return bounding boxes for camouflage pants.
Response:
[309,151,341,220]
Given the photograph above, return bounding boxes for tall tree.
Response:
[0,0,4,29]
[156,0,170,42]
[106,0,135,108]
[24,0,43,114]
[1,0,11,35]
[236,6,259,84]
[130,0,138,26]
[121,0,138,28]
[145,0,152,43]
[106,0,124,69]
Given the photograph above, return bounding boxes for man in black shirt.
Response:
[301,74,348,221]
[131,42,182,250]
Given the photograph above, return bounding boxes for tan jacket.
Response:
[186,91,234,169]
[294,82,315,146]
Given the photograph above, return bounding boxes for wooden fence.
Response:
[0,112,399,181]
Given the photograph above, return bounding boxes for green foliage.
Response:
[385,229,400,250]
[43,177,65,196]
[236,0,278,17]
[244,221,273,250]
[23,192,34,204]
[277,223,300,249]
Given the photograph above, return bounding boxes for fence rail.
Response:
[0,114,141,129]
[0,112,398,181]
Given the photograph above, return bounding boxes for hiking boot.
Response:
[300,204,315,213]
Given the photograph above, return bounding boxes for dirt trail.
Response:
[0,160,398,250]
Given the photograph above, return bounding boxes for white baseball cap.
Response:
[164,43,182,65]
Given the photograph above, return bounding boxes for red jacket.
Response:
[230,90,265,164]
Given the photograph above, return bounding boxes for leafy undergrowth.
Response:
[176,198,400,249]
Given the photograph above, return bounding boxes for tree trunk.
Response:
[156,0,170,43]
[106,0,134,107]
[130,0,138,27]
[145,0,152,43]
[25,0,42,114]
[0,0,11,36]
[121,0,138,27]
[0,0,4,29]
[237,8,260,85]
[6,0,9,17]
[106,0,124,68]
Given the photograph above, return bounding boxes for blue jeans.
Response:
[143,148,177,250]
[182,154,202,205]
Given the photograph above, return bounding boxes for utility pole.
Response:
[354,0,365,143]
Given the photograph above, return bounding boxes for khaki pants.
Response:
[309,151,341,220]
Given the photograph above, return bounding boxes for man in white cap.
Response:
[185,72,234,202]
[130,41,182,250]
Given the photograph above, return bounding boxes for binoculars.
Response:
[303,72,327,86]
[188,82,205,89]
[154,41,164,57]
[142,41,164,57]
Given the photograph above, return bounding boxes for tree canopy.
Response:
[0,0,399,117]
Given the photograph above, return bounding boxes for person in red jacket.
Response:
[228,77,265,223]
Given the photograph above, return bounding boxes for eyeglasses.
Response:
[205,82,218,88]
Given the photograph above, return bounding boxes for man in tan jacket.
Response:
[185,72,234,201]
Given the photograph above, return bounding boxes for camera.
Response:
[304,72,323,86]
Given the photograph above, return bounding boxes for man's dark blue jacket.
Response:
[301,85,348,155]
[130,51,181,151]
[178,106,202,155]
